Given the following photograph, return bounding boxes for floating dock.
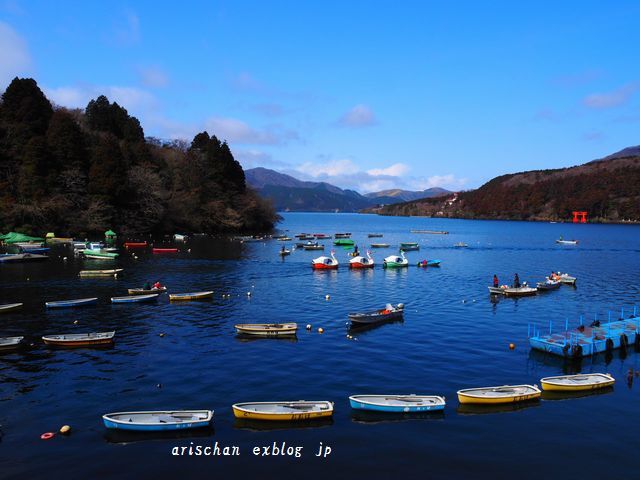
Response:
[529,310,640,358]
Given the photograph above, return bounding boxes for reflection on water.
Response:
[104,426,215,445]
[233,417,334,431]
[350,410,445,424]
[456,400,541,415]
[540,387,614,402]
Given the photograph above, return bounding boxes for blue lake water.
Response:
[2,213,640,479]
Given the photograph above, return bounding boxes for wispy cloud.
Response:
[137,65,169,88]
[234,149,291,169]
[0,21,32,89]
[112,9,140,46]
[367,163,409,177]
[552,70,603,88]
[583,83,638,109]
[44,84,158,111]
[205,117,299,145]
[230,71,264,92]
[296,159,360,178]
[337,104,377,128]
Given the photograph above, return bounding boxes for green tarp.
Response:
[0,232,45,244]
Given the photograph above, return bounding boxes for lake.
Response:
[2,213,640,479]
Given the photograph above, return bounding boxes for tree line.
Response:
[0,77,278,236]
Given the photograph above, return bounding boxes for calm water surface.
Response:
[2,213,640,479]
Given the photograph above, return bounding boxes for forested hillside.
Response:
[0,77,278,236]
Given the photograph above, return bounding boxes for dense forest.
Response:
[0,77,278,236]
[374,154,640,222]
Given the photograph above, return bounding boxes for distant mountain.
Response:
[245,167,450,212]
[365,187,451,202]
[372,147,640,222]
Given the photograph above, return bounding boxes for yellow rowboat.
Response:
[235,323,298,336]
[540,373,615,392]
[457,384,541,404]
[169,291,214,301]
[42,331,115,347]
[232,401,334,421]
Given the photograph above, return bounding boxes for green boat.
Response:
[400,242,419,251]
[82,249,119,259]
[333,238,355,246]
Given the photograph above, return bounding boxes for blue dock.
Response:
[529,310,640,358]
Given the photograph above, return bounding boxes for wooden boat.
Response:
[128,287,167,295]
[173,234,188,242]
[103,410,213,431]
[334,233,351,238]
[43,331,115,346]
[454,242,468,248]
[278,249,291,256]
[313,234,331,239]
[349,395,445,413]
[536,279,561,291]
[276,237,292,241]
[124,242,148,248]
[152,248,178,253]
[349,303,404,324]
[235,323,298,336]
[556,239,578,245]
[111,293,159,304]
[333,238,355,246]
[370,243,390,248]
[457,385,541,404]
[383,251,408,268]
[416,259,441,267]
[367,233,383,238]
[232,401,334,421]
[79,268,123,277]
[540,373,615,392]
[0,253,48,263]
[83,249,119,259]
[488,285,537,297]
[399,242,419,251]
[0,336,24,350]
[0,303,23,313]
[312,250,338,269]
[349,251,374,269]
[410,230,449,234]
[45,297,98,308]
[169,291,214,301]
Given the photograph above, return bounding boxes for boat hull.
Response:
[103,411,213,431]
[128,287,167,295]
[169,291,214,301]
[235,323,298,336]
[0,303,23,313]
[45,297,98,308]
[457,385,541,404]
[43,332,115,347]
[540,374,615,392]
[312,263,338,270]
[232,402,333,421]
[111,294,159,304]
[349,395,445,413]
[152,248,178,253]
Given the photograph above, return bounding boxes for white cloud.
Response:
[113,9,140,45]
[296,159,360,178]
[583,83,638,109]
[366,163,409,177]
[137,65,169,88]
[44,84,157,111]
[0,21,32,89]
[234,149,292,169]
[204,117,299,145]
[338,104,377,127]
[412,174,468,191]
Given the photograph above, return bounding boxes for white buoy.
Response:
[325,294,330,300]
[306,324,311,330]
[247,291,251,296]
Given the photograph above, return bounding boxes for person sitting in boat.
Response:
[144,281,152,290]
[354,244,359,255]
[513,273,520,288]
[281,245,286,253]
[153,280,163,289]
[550,271,558,281]
[422,260,428,267]
[493,275,499,288]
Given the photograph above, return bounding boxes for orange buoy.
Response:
[509,343,515,350]
[40,432,55,440]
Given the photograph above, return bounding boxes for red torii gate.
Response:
[572,211,587,223]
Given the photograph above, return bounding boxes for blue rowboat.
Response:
[102,410,213,431]
[349,395,446,413]
[20,247,49,254]
[46,297,98,308]
[111,293,159,304]
[416,259,441,267]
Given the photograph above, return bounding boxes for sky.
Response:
[2,1,640,193]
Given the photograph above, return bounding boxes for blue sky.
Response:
[2,1,640,193]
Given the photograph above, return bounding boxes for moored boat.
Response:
[488,285,537,297]
[278,249,291,256]
[0,303,23,313]
[457,385,541,404]
[334,233,351,238]
[152,248,178,253]
[349,250,374,269]
[302,241,324,250]
[0,336,24,350]
[79,268,123,277]
[370,243,390,248]
[312,250,338,270]
[124,242,148,248]
[454,242,468,248]
[128,286,167,295]
[232,401,334,421]
[540,373,615,392]
[45,297,98,308]
[42,331,115,346]
[399,242,419,251]
[82,249,119,259]
[235,323,298,336]
[348,303,404,324]
[416,259,441,267]
[169,291,214,301]
[0,253,48,263]
[557,273,577,285]
[556,239,578,245]
[103,410,213,431]
[313,234,331,239]
[333,238,355,246]
[410,230,449,234]
[536,279,561,291]
[111,293,159,304]
[367,233,383,238]
[349,395,445,413]
[383,251,408,268]
[173,234,188,242]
